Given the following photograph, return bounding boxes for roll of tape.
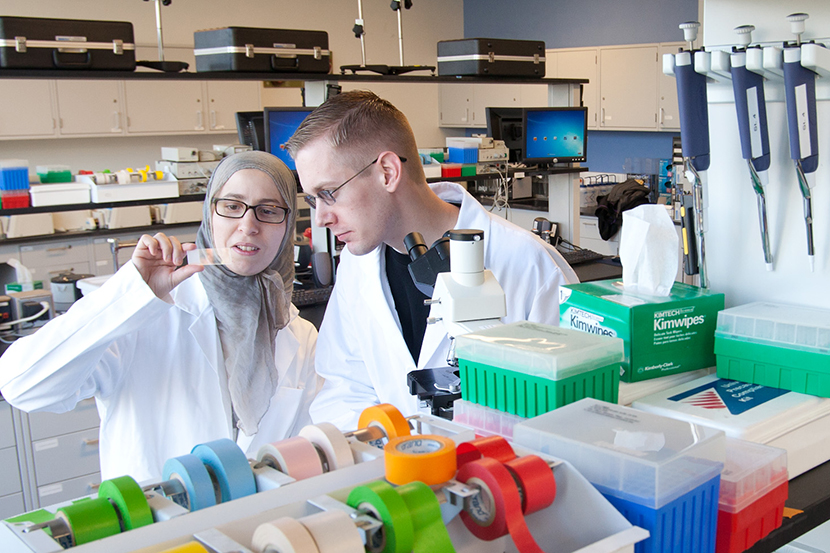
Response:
[98,475,153,530]
[252,517,320,553]
[347,480,414,553]
[384,435,457,486]
[358,404,411,441]
[191,438,257,502]
[299,422,354,471]
[162,454,217,511]
[396,481,455,553]
[157,543,209,553]
[257,436,324,481]
[298,510,364,553]
[505,455,556,514]
[456,457,544,552]
[456,435,516,467]
[57,497,121,546]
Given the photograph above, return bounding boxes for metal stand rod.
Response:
[153,0,165,62]
[396,3,405,67]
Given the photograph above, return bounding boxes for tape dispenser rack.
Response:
[1,405,645,553]
[87,166,166,186]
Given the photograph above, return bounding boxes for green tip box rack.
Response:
[559,279,725,383]
[454,321,624,417]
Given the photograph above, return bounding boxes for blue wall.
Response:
[463,0,697,172]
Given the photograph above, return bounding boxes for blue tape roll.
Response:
[162,454,216,512]
[191,439,256,502]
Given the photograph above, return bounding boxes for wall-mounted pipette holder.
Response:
[695,49,733,83]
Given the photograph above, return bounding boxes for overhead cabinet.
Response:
[0,80,56,139]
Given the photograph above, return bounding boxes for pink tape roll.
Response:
[256,436,324,481]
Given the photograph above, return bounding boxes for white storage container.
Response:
[29,182,91,207]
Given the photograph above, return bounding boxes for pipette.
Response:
[730,25,774,271]
[674,21,710,288]
[782,13,820,271]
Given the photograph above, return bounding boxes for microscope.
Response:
[406,229,506,418]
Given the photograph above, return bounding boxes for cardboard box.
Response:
[559,279,724,382]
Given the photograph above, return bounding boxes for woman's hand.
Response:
[131,233,204,299]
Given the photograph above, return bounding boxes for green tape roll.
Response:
[57,497,121,546]
[98,475,154,530]
[396,481,456,553]
[347,480,414,553]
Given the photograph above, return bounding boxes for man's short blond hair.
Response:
[285,90,420,173]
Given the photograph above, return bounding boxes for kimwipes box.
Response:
[559,279,724,383]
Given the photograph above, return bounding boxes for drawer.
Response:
[579,215,620,243]
[32,428,100,486]
[37,472,101,508]
[0,446,21,496]
[0,492,24,520]
[28,398,99,441]
[0,400,14,449]
[19,239,90,269]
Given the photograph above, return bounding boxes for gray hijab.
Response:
[196,151,297,437]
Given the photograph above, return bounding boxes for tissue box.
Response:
[5,281,43,294]
[559,279,724,383]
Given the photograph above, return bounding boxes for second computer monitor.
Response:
[522,107,588,165]
[264,107,314,171]
[486,107,525,162]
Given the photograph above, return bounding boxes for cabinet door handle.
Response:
[111,111,122,133]
[46,245,71,253]
[83,438,100,446]
[196,111,204,131]
[88,482,100,491]
[210,109,216,129]
[48,268,74,275]
[601,107,606,127]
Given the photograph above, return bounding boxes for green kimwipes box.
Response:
[559,279,724,383]
[455,321,624,417]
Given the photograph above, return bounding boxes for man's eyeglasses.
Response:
[213,199,289,224]
[304,155,407,209]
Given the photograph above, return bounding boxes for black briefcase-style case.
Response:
[194,27,331,73]
[0,16,136,70]
[437,38,546,78]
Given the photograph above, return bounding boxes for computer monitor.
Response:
[264,107,314,171]
[486,107,524,162]
[235,111,265,151]
[522,107,588,165]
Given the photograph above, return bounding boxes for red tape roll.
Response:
[456,457,546,553]
[456,436,516,467]
[505,455,556,515]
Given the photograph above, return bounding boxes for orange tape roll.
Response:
[358,403,411,440]
[505,455,556,514]
[384,435,457,486]
[456,435,516,467]
[457,457,545,553]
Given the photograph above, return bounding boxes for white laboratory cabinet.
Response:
[0,80,57,140]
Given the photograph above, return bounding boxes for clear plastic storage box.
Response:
[452,398,526,439]
[514,398,725,553]
[715,302,830,397]
[455,321,624,417]
[716,438,788,553]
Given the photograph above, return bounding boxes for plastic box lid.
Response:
[632,374,830,444]
[719,437,788,513]
[513,398,725,509]
[716,301,830,354]
[0,159,27,169]
[455,321,624,381]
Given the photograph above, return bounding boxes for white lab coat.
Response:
[0,262,320,482]
[310,182,578,429]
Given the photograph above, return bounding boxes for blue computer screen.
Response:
[523,108,587,163]
[264,108,313,171]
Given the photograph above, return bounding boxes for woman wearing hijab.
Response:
[0,151,320,483]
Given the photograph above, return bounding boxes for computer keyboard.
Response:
[559,248,606,266]
[291,286,333,307]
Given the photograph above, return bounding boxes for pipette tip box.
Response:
[514,398,725,553]
[452,398,525,439]
[714,302,830,398]
[716,438,788,553]
[559,279,724,383]
[454,321,623,417]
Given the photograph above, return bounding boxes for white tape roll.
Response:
[256,437,324,481]
[298,510,364,553]
[252,517,319,553]
[298,423,354,471]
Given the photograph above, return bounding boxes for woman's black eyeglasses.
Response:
[213,199,289,224]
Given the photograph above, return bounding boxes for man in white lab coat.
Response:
[287,91,577,430]
[0,152,320,482]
